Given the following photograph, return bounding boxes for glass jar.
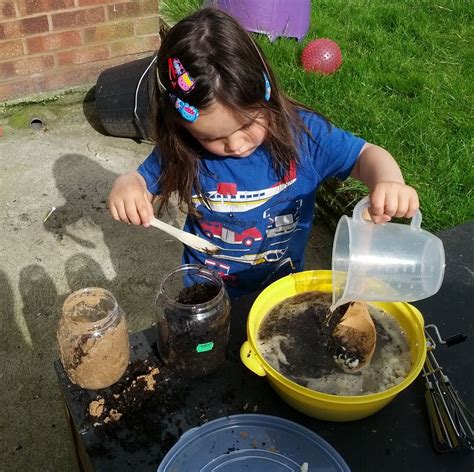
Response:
[155,264,231,378]
[57,287,129,390]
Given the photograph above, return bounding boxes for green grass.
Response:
[162,0,473,232]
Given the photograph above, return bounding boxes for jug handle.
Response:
[353,196,422,230]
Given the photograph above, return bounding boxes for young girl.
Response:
[108,7,419,297]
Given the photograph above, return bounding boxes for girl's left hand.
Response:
[368,181,419,224]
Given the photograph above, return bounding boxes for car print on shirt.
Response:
[199,221,263,247]
[192,161,297,213]
[263,198,302,238]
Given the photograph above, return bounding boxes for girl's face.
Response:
[182,101,267,158]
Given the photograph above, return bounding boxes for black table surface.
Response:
[54,222,473,472]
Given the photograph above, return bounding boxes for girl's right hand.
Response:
[108,171,154,227]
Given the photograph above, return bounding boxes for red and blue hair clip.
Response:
[168,57,195,93]
[166,57,271,123]
[169,94,199,122]
[167,57,199,123]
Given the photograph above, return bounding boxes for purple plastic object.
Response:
[206,0,311,41]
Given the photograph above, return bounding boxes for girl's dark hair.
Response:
[151,7,315,217]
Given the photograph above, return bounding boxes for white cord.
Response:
[133,55,158,124]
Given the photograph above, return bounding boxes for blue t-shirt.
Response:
[138,111,365,297]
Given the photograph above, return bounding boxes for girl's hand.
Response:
[108,171,154,226]
[368,181,419,224]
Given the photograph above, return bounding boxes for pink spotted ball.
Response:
[301,39,342,75]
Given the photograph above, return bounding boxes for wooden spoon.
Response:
[149,217,220,255]
[331,301,376,373]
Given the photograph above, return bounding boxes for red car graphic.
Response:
[200,221,263,247]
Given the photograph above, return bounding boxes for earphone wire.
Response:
[133,55,159,140]
[154,57,168,94]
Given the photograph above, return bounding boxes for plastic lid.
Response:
[157,414,350,471]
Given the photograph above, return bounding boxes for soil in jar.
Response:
[257,291,412,396]
[177,283,219,304]
[158,283,229,378]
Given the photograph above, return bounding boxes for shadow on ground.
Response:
[0,131,332,470]
[0,147,184,471]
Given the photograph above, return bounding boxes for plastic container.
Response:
[95,55,157,140]
[240,270,427,421]
[57,288,129,390]
[155,264,230,378]
[331,197,445,310]
[207,0,311,41]
[157,414,350,471]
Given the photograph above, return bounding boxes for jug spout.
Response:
[329,300,343,313]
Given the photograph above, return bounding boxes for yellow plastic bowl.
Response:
[240,270,427,422]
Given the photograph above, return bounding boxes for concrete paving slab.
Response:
[0,101,333,471]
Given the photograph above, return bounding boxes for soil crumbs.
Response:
[86,358,188,454]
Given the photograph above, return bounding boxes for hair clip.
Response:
[263,72,271,101]
[169,94,199,123]
[168,57,195,93]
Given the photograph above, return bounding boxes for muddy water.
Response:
[257,291,412,396]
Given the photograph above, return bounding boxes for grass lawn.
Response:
[162,0,473,232]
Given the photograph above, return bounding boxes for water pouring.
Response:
[331,197,445,311]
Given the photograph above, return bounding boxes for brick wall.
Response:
[0,0,161,102]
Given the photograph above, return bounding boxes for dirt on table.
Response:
[86,283,230,455]
[87,358,188,452]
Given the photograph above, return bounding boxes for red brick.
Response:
[110,35,159,57]
[107,0,139,18]
[1,15,49,39]
[0,78,35,102]
[140,0,160,15]
[83,20,133,44]
[0,60,14,77]
[36,70,74,91]
[0,53,153,101]
[21,15,50,35]
[134,15,160,36]
[56,44,109,65]
[0,20,18,40]
[78,0,124,5]
[52,6,105,30]
[34,55,137,91]
[0,40,24,61]
[0,1,16,19]
[17,0,74,16]
[1,54,54,77]
[107,0,158,20]
[46,61,107,86]
[26,30,82,53]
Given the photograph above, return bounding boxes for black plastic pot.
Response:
[95,55,157,140]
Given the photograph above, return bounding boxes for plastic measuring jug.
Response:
[331,197,445,310]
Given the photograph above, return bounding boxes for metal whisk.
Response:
[422,324,473,452]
